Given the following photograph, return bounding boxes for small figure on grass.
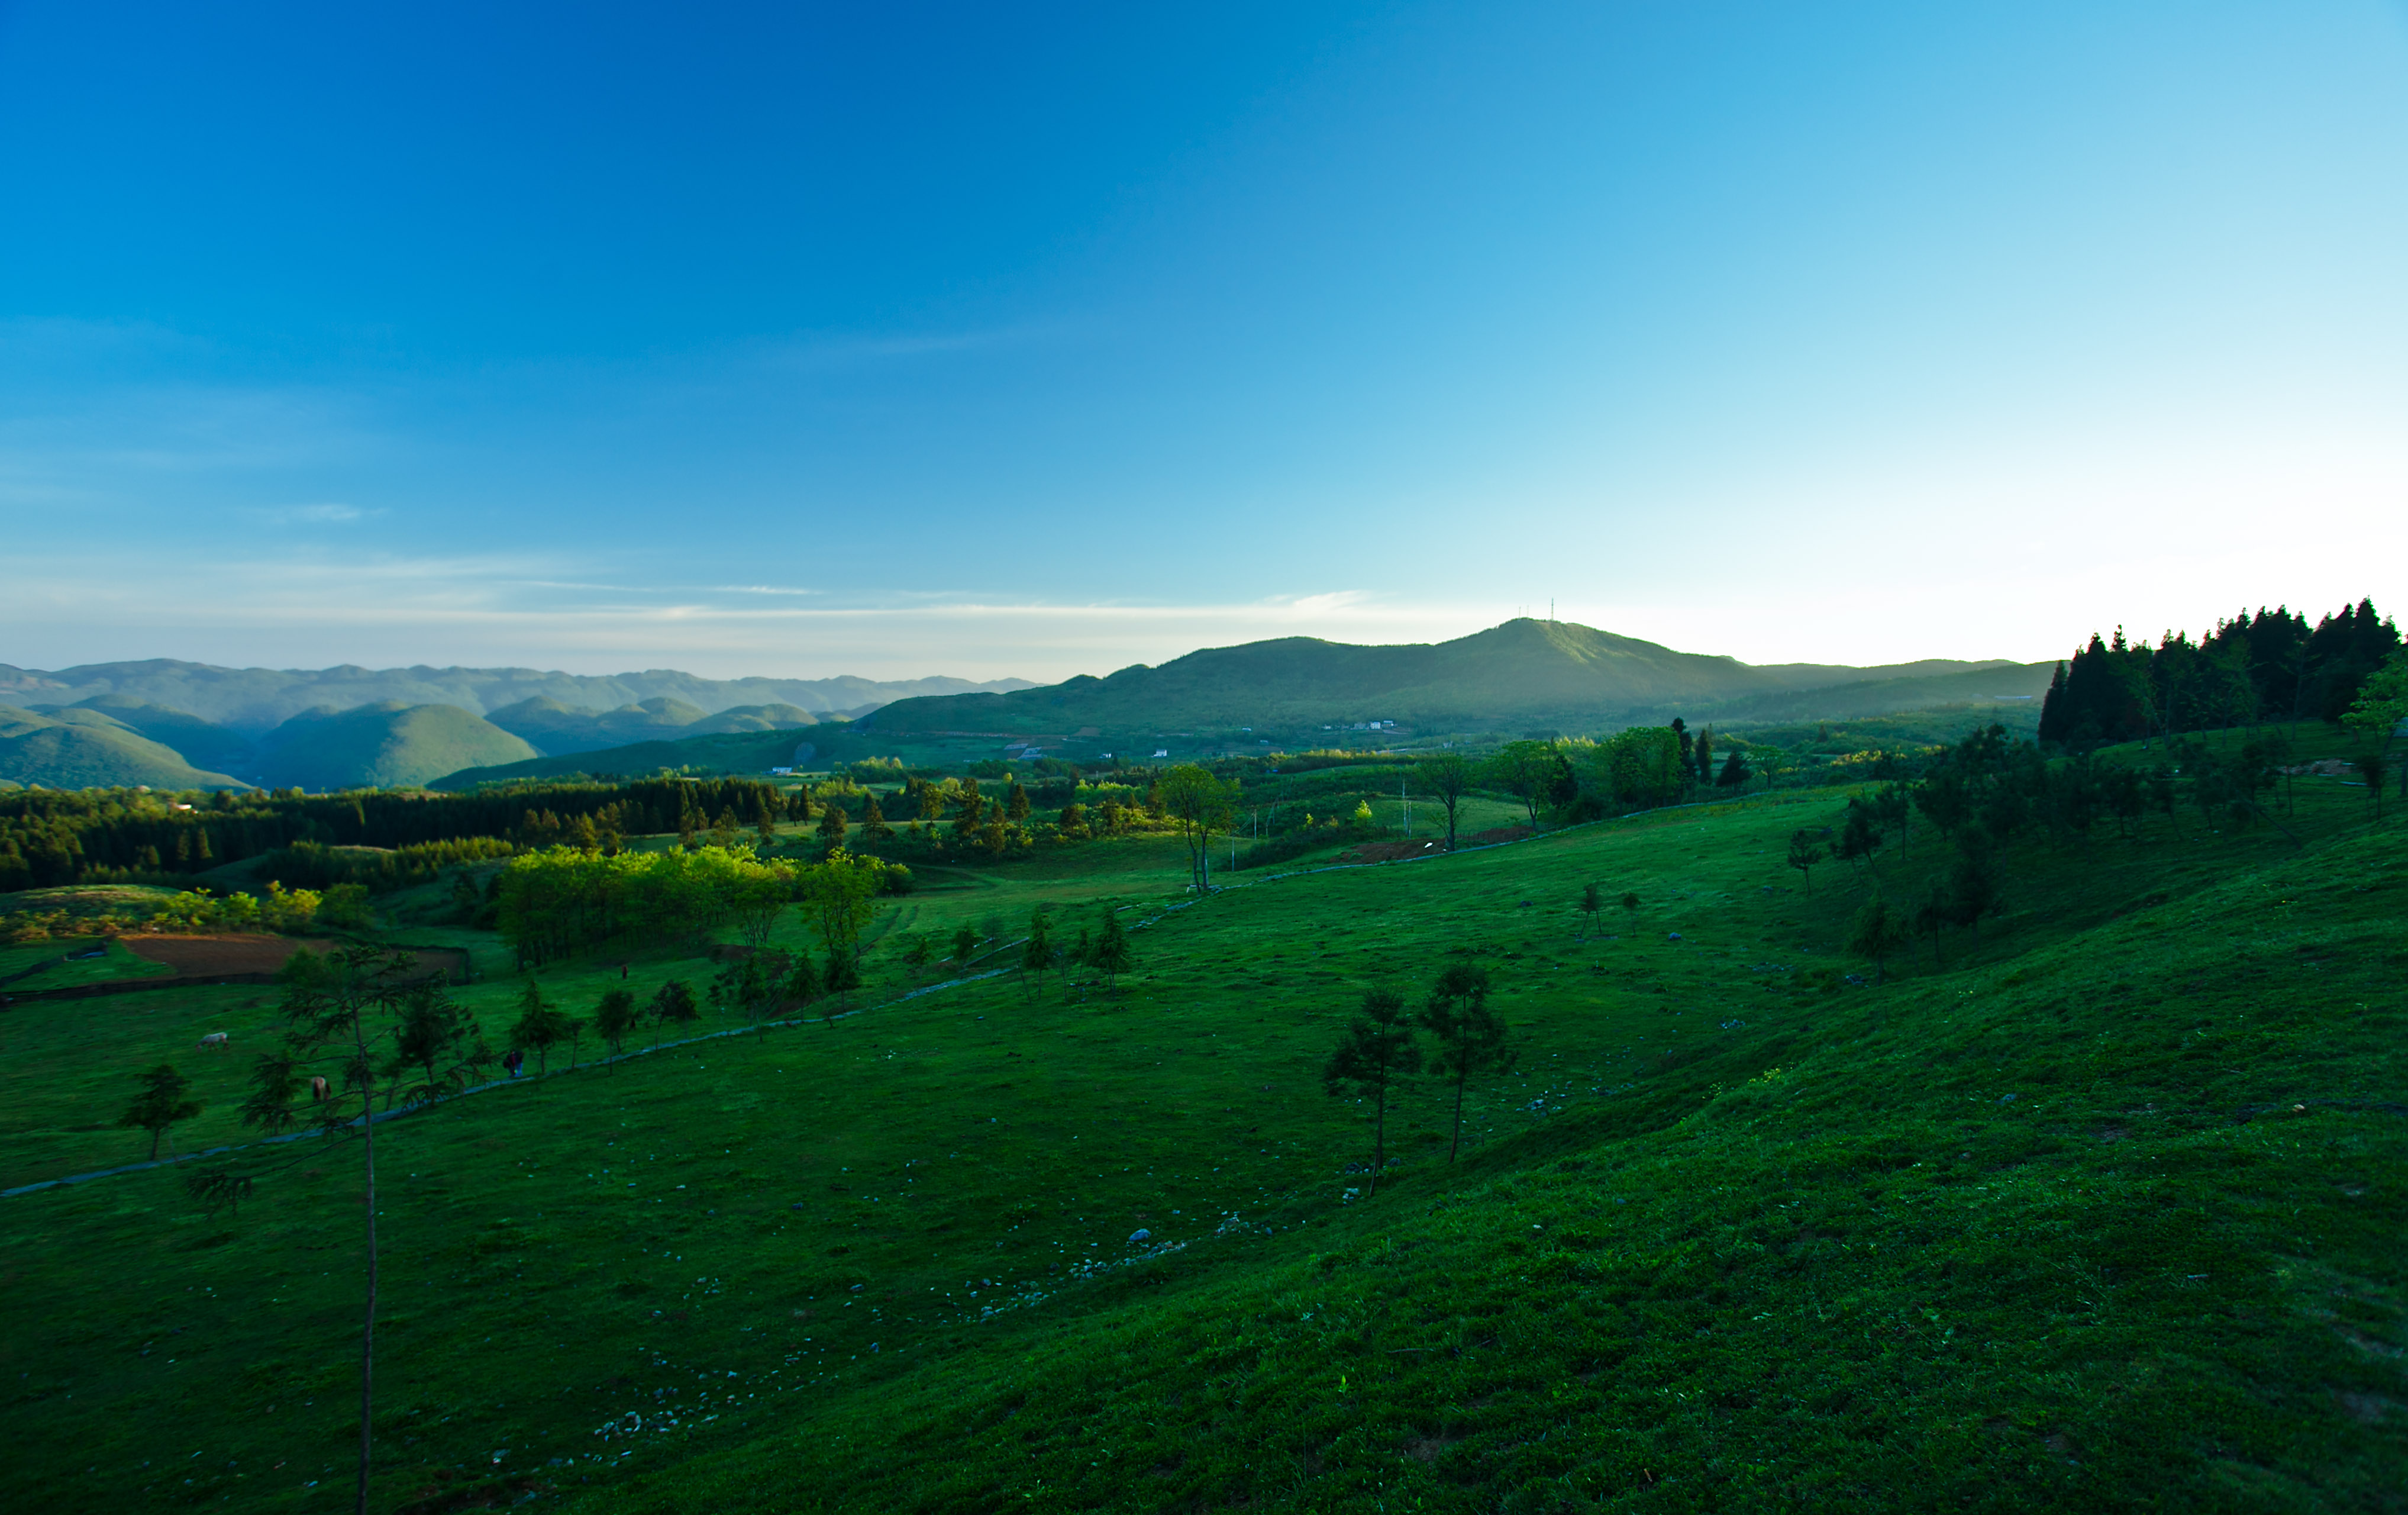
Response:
[118,1063,202,1161]
[1323,988,1419,1197]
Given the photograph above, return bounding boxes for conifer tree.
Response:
[1323,988,1419,1196]
[648,979,699,1046]
[1006,779,1032,823]
[592,988,638,1067]
[860,794,893,842]
[1021,907,1053,998]
[816,795,850,845]
[1419,965,1513,1163]
[1088,910,1134,995]
[117,1063,202,1161]
[1846,898,1907,984]
[508,977,575,1074]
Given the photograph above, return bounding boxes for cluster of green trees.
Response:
[2038,598,2400,746]
[253,836,516,892]
[0,776,791,892]
[492,842,905,968]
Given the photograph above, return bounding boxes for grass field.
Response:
[2,727,2400,1512]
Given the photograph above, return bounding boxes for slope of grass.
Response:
[0,763,2397,1513]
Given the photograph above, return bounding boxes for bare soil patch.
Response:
[124,934,324,975]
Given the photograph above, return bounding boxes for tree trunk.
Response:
[1449,1070,1467,1162]
[1368,1085,1385,1198]
[356,1036,379,1515]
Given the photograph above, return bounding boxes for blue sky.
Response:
[3,1,2403,679]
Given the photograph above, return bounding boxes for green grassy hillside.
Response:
[254,702,540,790]
[866,618,2038,740]
[0,736,2395,1512]
[0,706,251,791]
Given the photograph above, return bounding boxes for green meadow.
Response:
[1,727,2400,1512]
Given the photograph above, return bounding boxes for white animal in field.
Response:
[310,1075,331,1103]
[197,1032,230,1050]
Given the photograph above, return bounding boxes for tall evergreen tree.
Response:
[117,1063,203,1161]
[1419,965,1513,1163]
[1322,988,1419,1197]
[1088,910,1135,995]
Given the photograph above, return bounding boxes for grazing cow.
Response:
[197,1032,230,1050]
[310,1075,331,1104]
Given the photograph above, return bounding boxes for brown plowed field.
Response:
[124,934,324,975]
[121,936,470,985]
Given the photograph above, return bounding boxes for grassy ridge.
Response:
[0,749,2397,1513]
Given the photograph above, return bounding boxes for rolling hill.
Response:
[862,618,2043,738]
[250,702,541,789]
[485,696,833,755]
[0,707,250,791]
[0,660,1033,733]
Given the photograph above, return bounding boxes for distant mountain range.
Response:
[863,619,2051,738]
[0,660,1031,791]
[0,660,1034,733]
[0,627,2052,792]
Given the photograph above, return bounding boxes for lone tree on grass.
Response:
[1322,987,1419,1197]
[1846,898,1909,984]
[816,795,850,847]
[1420,964,1514,1163]
[508,976,576,1074]
[592,988,639,1066]
[1088,910,1135,996]
[1021,908,1053,999]
[1620,891,1641,927]
[2354,751,2390,820]
[389,982,487,1104]
[648,978,700,1047]
[1423,753,1476,852]
[1786,829,1825,894]
[781,952,826,1024]
[191,946,490,1515]
[953,925,981,970]
[118,1063,202,1161]
[1577,882,1603,940]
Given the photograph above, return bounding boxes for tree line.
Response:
[2038,598,2399,747]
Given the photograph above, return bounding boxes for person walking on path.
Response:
[505,1049,525,1079]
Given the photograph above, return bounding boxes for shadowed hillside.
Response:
[251,702,540,789]
[0,707,250,791]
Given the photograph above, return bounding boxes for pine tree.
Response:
[117,1063,203,1161]
[592,989,638,1066]
[860,794,893,843]
[816,795,850,844]
[1322,988,1419,1197]
[1419,965,1513,1163]
[1021,908,1052,998]
[1006,779,1032,823]
[1088,911,1134,995]
[508,977,575,1074]
[647,979,699,1047]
